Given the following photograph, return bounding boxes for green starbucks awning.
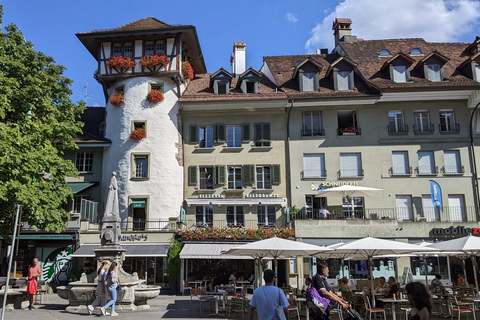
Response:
[131,199,146,208]
[67,182,96,194]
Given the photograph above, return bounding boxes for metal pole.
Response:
[470,255,479,297]
[1,205,21,320]
[469,101,480,219]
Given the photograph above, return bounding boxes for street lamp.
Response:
[469,101,480,220]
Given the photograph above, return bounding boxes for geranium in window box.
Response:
[146,89,164,103]
[182,61,194,80]
[140,54,169,72]
[130,127,146,140]
[340,126,358,134]
[110,91,124,106]
[107,56,135,73]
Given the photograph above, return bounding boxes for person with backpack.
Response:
[101,262,119,317]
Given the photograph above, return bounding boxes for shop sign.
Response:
[311,181,359,191]
[121,234,149,242]
[431,226,480,236]
[41,247,73,284]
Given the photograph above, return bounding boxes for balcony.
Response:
[389,166,412,176]
[439,123,460,134]
[413,123,434,134]
[387,124,408,135]
[441,165,465,176]
[183,219,287,229]
[86,219,171,231]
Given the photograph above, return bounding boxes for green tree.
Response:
[0,6,84,239]
[167,238,182,281]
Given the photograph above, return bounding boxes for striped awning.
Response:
[71,243,170,258]
[185,199,286,206]
[180,243,253,260]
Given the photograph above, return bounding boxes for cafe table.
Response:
[377,298,409,320]
[205,291,227,316]
[189,280,204,288]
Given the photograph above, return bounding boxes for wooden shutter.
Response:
[215,165,226,185]
[254,123,262,142]
[214,123,226,144]
[189,124,198,144]
[242,123,250,143]
[263,123,271,142]
[188,166,197,186]
[242,165,254,186]
[272,164,281,185]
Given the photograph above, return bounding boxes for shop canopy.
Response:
[180,243,254,260]
[67,182,96,194]
[71,243,170,258]
[184,199,286,207]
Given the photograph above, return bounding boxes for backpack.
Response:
[305,285,330,316]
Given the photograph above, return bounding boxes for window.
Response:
[227,206,244,226]
[392,65,407,83]
[421,195,438,221]
[196,205,213,226]
[340,153,362,178]
[302,111,323,136]
[73,195,90,214]
[414,111,431,133]
[426,64,442,81]
[303,154,326,178]
[199,167,214,190]
[144,40,165,55]
[149,82,164,93]
[227,125,241,147]
[131,198,147,230]
[246,81,256,94]
[410,48,422,55]
[216,81,228,94]
[396,195,413,221]
[337,71,352,91]
[256,166,272,189]
[338,110,359,135]
[439,110,457,132]
[443,150,462,174]
[388,111,406,133]
[391,151,410,175]
[132,154,149,179]
[227,166,242,189]
[379,49,391,56]
[302,73,315,92]
[75,152,93,172]
[258,206,276,227]
[112,42,133,57]
[417,151,435,175]
[254,123,271,146]
[133,121,146,131]
[199,126,213,148]
[475,64,480,82]
[448,195,465,222]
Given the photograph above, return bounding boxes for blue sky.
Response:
[2,0,480,107]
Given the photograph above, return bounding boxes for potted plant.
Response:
[110,91,124,106]
[340,126,358,135]
[130,127,146,140]
[167,238,181,294]
[182,61,194,80]
[107,56,135,73]
[146,89,164,104]
[140,54,169,72]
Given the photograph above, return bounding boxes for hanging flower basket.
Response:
[147,89,164,103]
[182,61,194,80]
[110,91,124,106]
[176,226,295,241]
[130,127,146,140]
[107,56,135,73]
[140,54,169,72]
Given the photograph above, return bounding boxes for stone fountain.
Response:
[57,172,161,313]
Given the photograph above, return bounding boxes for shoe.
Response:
[110,312,118,317]
[105,312,111,316]
[24,306,31,311]
[100,307,106,316]
[87,305,94,315]
[29,306,35,310]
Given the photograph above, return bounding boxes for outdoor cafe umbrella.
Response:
[315,185,382,218]
[223,237,333,286]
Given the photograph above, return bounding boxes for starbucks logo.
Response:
[41,247,73,284]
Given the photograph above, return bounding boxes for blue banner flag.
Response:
[430,180,443,212]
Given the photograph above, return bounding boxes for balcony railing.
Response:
[338,169,364,179]
[293,206,477,223]
[413,123,434,134]
[183,219,287,229]
[439,123,460,134]
[388,124,408,134]
[302,170,327,179]
[415,166,438,176]
[389,166,412,176]
[302,128,325,137]
[441,165,465,175]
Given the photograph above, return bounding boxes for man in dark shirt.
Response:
[386,276,399,298]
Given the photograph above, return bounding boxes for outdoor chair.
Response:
[227,287,248,317]
[190,287,212,315]
[363,295,386,320]
[448,296,476,320]
[286,298,301,320]
[182,280,192,296]
[330,301,344,320]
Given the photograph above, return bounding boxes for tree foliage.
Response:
[0,6,84,239]
[167,238,182,281]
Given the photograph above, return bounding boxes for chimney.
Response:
[332,18,354,47]
[230,42,246,77]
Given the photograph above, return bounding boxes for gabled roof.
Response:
[458,51,480,70]
[414,51,449,68]
[238,67,262,81]
[77,17,177,35]
[325,56,358,77]
[380,52,416,70]
[292,58,323,79]
[465,36,480,53]
[211,67,233,79]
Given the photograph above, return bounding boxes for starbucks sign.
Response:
[41,247,73,284]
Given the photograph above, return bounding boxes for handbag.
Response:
[275,288,287,320]
[116,282,122,291]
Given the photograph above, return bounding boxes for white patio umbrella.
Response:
[315,185,382,218]
[223,237,333,286]
[331,236,437,306]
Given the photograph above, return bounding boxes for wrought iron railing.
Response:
[183,219,287,229]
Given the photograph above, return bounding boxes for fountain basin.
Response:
[134,285,161,309]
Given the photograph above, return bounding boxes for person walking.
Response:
[101,262,119,317]
[87,261,109,315]
[405,282,432,320]
[249,269,289,320]
[25,258,42,310]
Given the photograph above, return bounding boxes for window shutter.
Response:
[214,123,226,144]
[215,165,226,185]
[444,151,460,173]
[272,164,281,185]
[418,151,434,174]
[242,123,250,143]
[189,124,198,144]
[340,153,361,177]
[263,123,271,142]
[188,166,197,186]
[254,123,261,141]
[242,165,254,186]
[303,154,324,178]
[392,151,409,175]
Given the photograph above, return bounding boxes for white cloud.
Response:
[305,0,480,52]
[286,12,298,23]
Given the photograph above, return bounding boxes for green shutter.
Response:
[215,165,226,185]
[263,123,271,142]
[189,124,198,144]
[242,123,250,143]
[242,165,254,186]
[188,166,197,186]
[214,123,226,144]
[254,123,261,142]
[272,164,281,185]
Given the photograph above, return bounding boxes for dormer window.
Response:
[392,65,407,83]
[379,49,391,57]
[425,64,442,81]
[211,68,234,95]
[475,64,480,82]
[302,72,316,92]
[216,81,228,94]
[246,81,256,94]
[410,48,423,55]
[337,71,352,91]
[237,67,261,94]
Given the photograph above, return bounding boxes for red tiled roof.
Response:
[77,17,186,35]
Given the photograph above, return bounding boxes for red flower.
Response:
[107,56,135,73]
[110,91,124,106]
[147,89,164,103]
[130,127,146,140]
[182,61,194,80]
[140,54,169,72]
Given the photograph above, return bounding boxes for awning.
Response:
[185,199,286,207]
[0,235,74,240]
[67,182,96,194]
[71,243,170,258]
[180,243,253,260]
[131,199,146,208]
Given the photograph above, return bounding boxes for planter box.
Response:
[342,132,356,135]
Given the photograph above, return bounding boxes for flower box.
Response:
[176,226,294,241]
[107,56,135,73]
[140,54,169,72]
[130,127,146,140]
[147,89,164,104]
[340,127,358,134]
[110,91,124,106]
[342,132,356,136]
[182,61,194,80]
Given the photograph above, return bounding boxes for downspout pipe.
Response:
[469,101,480,220]
[285,99,294,222]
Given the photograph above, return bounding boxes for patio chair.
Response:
[182,280,192,296]
[227,287,248,317]
[330,301,344,320]
[190,287,212,315]
[448,296,476,320]
[286,298,300,320]
[363,295,386,320]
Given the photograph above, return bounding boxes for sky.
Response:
[2,0,480,107]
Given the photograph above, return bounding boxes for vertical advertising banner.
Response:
[430,180,443,212]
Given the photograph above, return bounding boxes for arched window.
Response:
[410,48,422,55]
[379,49,391,56]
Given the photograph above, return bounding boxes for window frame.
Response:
[302,72,316,92]
[336,70,353,91]
[339,153,363,178]
[112,42,134,57]
[75,151,94,173]
[227,166,243,190]
[254,122,271,147]
[215,80,229,95]
[199,166,214,190]
[388,110,406,133]
[131,153,150,180]
[439,110,456,132]
[414,110,431,133]
[198,126,214,148]
[303,153,326,178]
[144,40,166,56]
[391,65,407,83]
[417,151,436,175]
[256,166,272,189]
[257,205,276,227]
[443,150,462,175]
[391,151,410,176]
[425,64,442,82]
[226,206,244,226]
[226,125,242,148]
[195,205,213,226]
[302,111,323,136]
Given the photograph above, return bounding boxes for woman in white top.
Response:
[87,261,109,315]
[102,262,119,317]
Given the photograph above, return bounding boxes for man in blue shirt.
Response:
[249,270,289,320]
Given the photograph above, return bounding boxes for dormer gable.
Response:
[458,51,480,82]
[236,67,262,94]
[211,68,233,95]
[380,53,415,83]
[292,58,322,92]
[465,36,480,55]
[415,51,449,82]
[326,56,357,91]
